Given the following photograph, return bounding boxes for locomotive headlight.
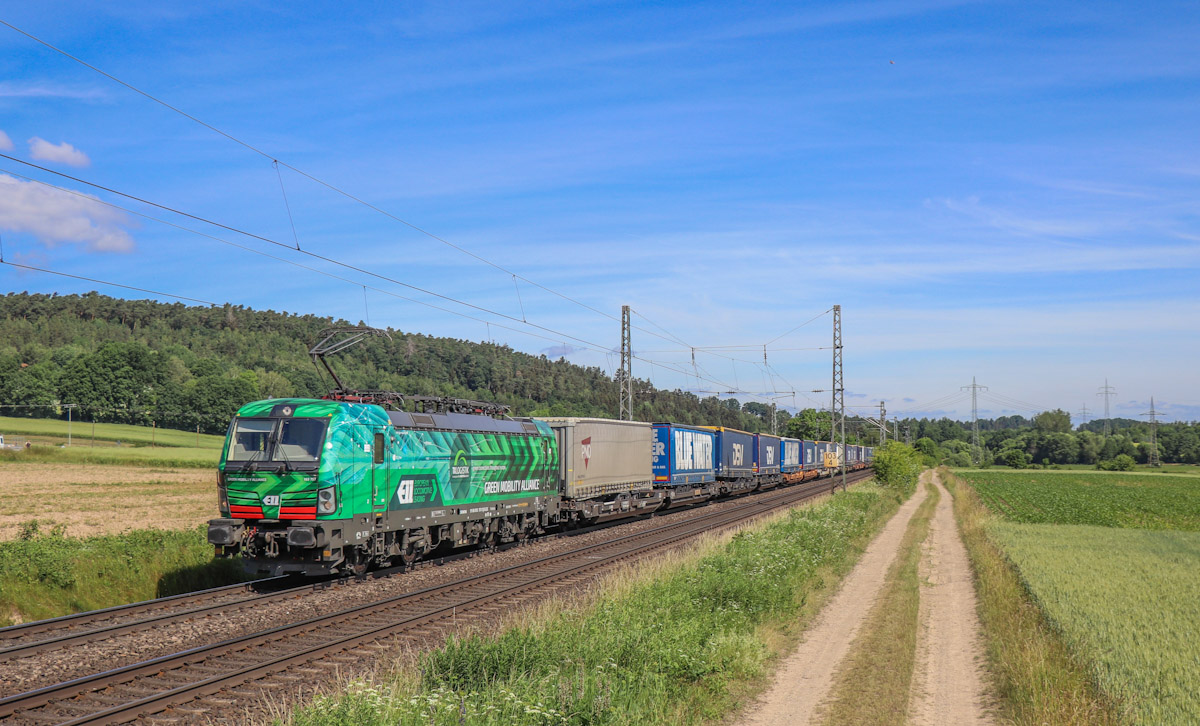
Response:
[218,487,229,516]
[317,486,337,514]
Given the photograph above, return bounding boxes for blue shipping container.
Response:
[803,440,818,469]
[704,427,756,479]
[652,424,716,486]
[781,438,803,473]
[756,434,781,475]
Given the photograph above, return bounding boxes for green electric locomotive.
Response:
[207,397,559,576]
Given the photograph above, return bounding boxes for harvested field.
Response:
[0,462,212,539]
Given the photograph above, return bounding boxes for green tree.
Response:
[913,436,939,464]
[785,408,831,440]
[1033,408,1072,433]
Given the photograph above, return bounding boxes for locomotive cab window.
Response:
[374,432,385,464]
[227,417,328,463]
[278,418,326,462]
[230,419,273,459]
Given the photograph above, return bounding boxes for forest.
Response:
[1,292,1195,466]
[0,292,782,434]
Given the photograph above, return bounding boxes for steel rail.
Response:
[0,577,288,646]
[0,471,870,724]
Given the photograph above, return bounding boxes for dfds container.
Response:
[803,440,818,469]
[781,438,803,474]
[651,424,716,486]
[701,426,756,479]
[755,434,781,475]
[538,418,653,499]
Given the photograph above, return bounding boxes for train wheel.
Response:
[346,548,370,578]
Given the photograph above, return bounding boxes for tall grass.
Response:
[820,478,938,725]
[992,522,1200,724]
[289,485,898,726]
[942,469,1121,725]
[0,523,251,625]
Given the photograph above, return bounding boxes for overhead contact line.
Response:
[0,20,701,352]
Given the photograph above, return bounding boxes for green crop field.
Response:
[964,470,1200,530]
[990,523,1200,725]
[959,469,1200,724]
[0,415,225,449]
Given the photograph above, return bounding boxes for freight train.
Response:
[206,397,873,576]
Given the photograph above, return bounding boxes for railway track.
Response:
[0,471,870,725]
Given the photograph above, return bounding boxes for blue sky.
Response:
[1,1,1198,421]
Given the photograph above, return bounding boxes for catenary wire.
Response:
[0,20,841,398]
[0,260,218,305]
[0,19,700,350]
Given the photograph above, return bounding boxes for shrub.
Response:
[871,442,923,495]
[1097,454,1136,472]
[1002,449,1032,469]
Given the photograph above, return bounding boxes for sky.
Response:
[1,1,1198,422]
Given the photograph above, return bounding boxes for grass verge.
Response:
[818,476,938,725]
[0,524,251,625]
[941,468,1122,725]
[286,483,900,726]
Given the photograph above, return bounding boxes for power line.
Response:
[767,308,832,346]
[0,165,628,355]
[2,155,806,374]
[0,250,761,401]
[0,18,695,348]
[0,260,218,305]
[0,21,839,399]
[0,153,629,356]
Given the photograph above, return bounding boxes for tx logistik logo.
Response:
[451,450,470,478]
[581,437,592,469]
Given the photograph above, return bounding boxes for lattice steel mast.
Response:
[961,376,988,465]
[1141,397,1161,467]
[1097,379,1117,437]
[619,305,633,421]
[831,305,846,492]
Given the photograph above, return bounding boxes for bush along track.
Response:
[817,476,939,726]
[0,524,250,625]
[941,469,1122,726]
[288,483,898,726]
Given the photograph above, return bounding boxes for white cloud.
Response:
[0,174,134,252]
[0,130,11,151]
[28,137,90,167]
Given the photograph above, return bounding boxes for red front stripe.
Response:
[279,506,316,520]
[229,505,264,519]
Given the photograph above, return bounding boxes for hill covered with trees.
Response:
[0,292,784,434]
[3,292,1195,465]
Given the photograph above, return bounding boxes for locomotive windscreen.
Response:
[228,417,327,462]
